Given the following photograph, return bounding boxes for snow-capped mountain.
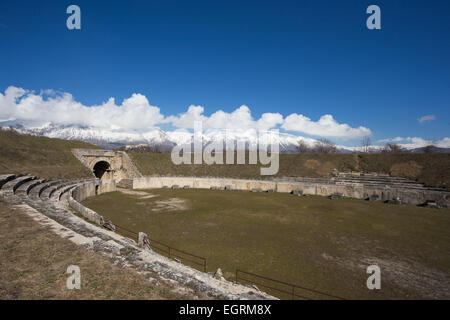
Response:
[4,122,175,150]
[2,122,447,153]
[1,122,314,152]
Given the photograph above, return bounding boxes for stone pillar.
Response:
[138,232,152,251]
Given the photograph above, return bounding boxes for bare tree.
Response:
[382,143,403,153]
[296,140,310,153]
[117,144,164,153]
[361,136,371,153]
[313,138,337,154]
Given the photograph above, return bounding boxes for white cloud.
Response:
[18,85,450,145]
[376,136,450,149]
[282,113,371,139]
[164,105,207,129]
[166,104,283,131]
[2,86,448,150]
[437,137,450,148]
[0,86,164,131]
[418,114,436,123]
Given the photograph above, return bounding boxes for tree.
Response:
[361,136,372,153]
[382,143,403,153]
[313,138,337,154]
[296,140,310,153]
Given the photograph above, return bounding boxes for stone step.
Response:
[0,175,36,194]
[58,185,80,201]
[51,183,79,201]
[15,179,46,196]
[40,181,71,200]
[0,174,17,189]
[29,180,61,200]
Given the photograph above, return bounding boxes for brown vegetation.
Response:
[0,129,97,179]
[390,161,423,180]
[0,200,190,299]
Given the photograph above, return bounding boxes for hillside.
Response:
[1,129,449,189]
[0,129,98,179]
[130,152,450,190]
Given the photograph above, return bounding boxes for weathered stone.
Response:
[132,175,450,207]
[225,185,232,190]
[291,189,303,196]
[386,197,401,205]
[420,200,439,209]
[251,188,262,192]
[72,149,142,181]
[366,194,379,201]
[172,185,180,189]
[329,193,344,199]
[213,268,226,281]
[138,232,152,251]
[102,221,116,231]
[251,285,260,291]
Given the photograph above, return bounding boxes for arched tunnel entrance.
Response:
[93,161,111,179]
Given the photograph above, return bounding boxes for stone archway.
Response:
[93,161,111,179]
[72,149,143,181]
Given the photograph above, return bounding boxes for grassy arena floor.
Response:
[82,188,450,300]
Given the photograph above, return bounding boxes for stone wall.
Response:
[72,149,142,181]
[133,176,450,207]
[69,179,116,227]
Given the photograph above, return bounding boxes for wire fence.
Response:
[236,269,346,300]
[112,224,344,300]
[114,224,207,272]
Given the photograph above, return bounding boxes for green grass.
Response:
[82,188,450,300]
[130,152,450,190]
[0,129,98,179]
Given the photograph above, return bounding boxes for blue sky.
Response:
[0,0,449,146]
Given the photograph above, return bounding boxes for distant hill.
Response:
[2,122,449,154]
[409,146,450,153]
[0,128,98,179]
[1,128,449,189]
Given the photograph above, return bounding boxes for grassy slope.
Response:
[83,188,450,300]
[130,153,450,189]
[0,130,97,179]
[0,199,190,299]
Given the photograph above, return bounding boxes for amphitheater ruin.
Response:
[1,148,449,299]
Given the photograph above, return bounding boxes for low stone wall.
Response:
[69,179,116,227]
[133,176,450,207]
[71,179,116,202]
